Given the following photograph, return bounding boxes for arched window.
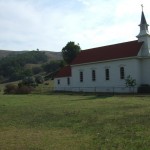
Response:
[92,70,96,81]
[80,71,83,82]
[57,79,60,85]
[67,78,70,85]
[120,67,125,79]
[105,68,110,80]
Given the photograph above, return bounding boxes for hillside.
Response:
[0,50,63,83]
[0,50,62,61]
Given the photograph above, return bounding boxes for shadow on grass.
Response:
[48,91,114,97]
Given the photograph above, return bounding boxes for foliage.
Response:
[32,66,43,74]
[0,51,48,82]
[4,83,34,94]
[42,60,65,80]
[0,94,150,149]
[4,75,46,94]
[0,75,4,82]
[62,41,81,64]
[4,84,18,94]
[16,86,34,94]
[125,75,136,87]
[35,75,44,84]
[42,60,65,73]
[21,76,37,87]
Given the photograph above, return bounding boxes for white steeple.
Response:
[137,5,150,39]
[137,5,150,56]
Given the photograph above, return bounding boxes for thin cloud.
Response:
[0,0,150,51]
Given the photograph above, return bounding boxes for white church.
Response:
[54,9,150,93]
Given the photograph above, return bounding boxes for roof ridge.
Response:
[81,40,139,52]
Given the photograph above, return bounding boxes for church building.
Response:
[54,9,150,93]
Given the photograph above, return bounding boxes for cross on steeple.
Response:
[141,4,143,11]
[137,5,150,44]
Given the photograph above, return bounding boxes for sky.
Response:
[0,0,150,51]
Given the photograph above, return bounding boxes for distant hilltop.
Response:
[0,50,62,61]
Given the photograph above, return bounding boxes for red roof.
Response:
[71,40,143,65]
[55,66,71,78]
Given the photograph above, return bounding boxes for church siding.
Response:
[54,9,150,93]
[71,58,141,91]
[141,58,150,84]
[54,77,72,91]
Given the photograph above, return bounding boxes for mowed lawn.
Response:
[0,94,150,150]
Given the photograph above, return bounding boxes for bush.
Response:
[35,75,44,84]
[32,67,43,74]
[0,75,4,83]
[22,76,37,87]
[4,84,17,94]
[4,83,34,94]
[125,75,136,87]
[16,86,34,94]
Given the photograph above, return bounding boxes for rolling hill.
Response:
[0,50,62,61]
[0,50,63,83]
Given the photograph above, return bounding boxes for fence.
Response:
[54,86,138,94]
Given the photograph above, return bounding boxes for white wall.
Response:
[141,58,150,84]
[54,58,150,93]
[54,77,72,91]
[71,58,141,92]
[138,36,150,56]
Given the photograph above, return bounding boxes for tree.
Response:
[62,41,81,64]
[125,75,136,93]
[125,75,136,87]
[0,50,48,82]
[35,75,44,84]
[21,76,37,87]
[42,60,65,73]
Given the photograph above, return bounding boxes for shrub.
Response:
[4,84,17,94]
[35,75,44,84]
[32,67,43,74]
[22,76,37,87]
[45,82,49,85]
[16,86,34,94]
[4,83,34,94]
[125,75,136,87]
[0,75,4,83]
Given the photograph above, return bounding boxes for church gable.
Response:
[55,65,71,78]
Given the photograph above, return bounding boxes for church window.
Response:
[58,79,60,85]
[67,77,70,85]
[92,70,96,81]
[105,69,109,80]
[120,67,125,79]
[80,71,83,82]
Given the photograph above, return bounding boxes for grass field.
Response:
[0,93,150,150]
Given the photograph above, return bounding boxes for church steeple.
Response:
[140,10,148,25]
[137,5,150,38]
[137,5,150,56]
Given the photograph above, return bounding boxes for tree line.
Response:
[0,41,81,83]
[0,51,48,82]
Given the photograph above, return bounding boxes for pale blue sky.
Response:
[0,0,150,51]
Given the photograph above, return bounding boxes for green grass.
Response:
[0,94,150,150]
[0,80,54,94]
[33,80,54,94]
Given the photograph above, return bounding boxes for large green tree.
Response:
[62,41,81,64]
[42,60,65,73]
